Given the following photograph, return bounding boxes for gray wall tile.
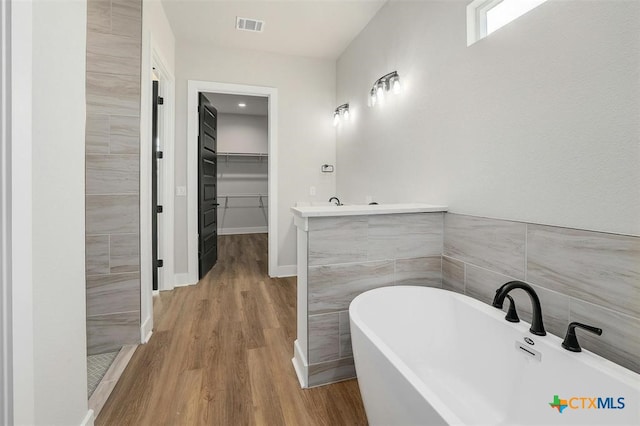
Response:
[86,194,139,234]
[308,260,394,315]
[87,0,111,35]
[86,0,142,356]
[87,273,140,316]
[111,0,142,38]
[527,224,640,319]
[86,154,139,195]
[465,264,513,305]
[87,311,140,355]
[86,235,109,275]
[442,256,465,294]
[109,115,140,154]
[395,257,442,287]
[87,72,141,117]
[87,31,142,77]
[444,214,525,279]
[570,299,640,374]
[339,311,352,358]
[86,115,110,154]
[308,357,356,387]
[308,313,339,363]
[308,216,367,266]
[368,213,442,261]
[110,233,140,273]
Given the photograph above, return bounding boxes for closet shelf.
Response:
[218,152,268,163]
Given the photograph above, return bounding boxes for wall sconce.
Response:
[333,103,350,126]
[368,71,401,107]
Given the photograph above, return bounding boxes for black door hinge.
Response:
[157,96,164,105]
[156,205,163,213]
[156,259,164,268]
[156,151,163,159]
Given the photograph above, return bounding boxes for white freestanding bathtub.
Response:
[350,286,640,426]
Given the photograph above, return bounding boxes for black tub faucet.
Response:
[562,322,602,352]
[329,197,341,206]
[492,281,546,336]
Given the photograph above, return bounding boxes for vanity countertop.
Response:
[290,203,448,218]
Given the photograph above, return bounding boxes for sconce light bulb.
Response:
[392,76,401,94]
[333,113,339,127]
[370,90,377,107]
[343,109,350,120]
[376,82,385,104]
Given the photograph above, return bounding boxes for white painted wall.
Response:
[336,0,640,236]
[217,113,268,153]
[31,0,89,424]
[174,43,336,273]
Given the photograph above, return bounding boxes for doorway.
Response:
[186,81,278,283]
[199,93,269,278]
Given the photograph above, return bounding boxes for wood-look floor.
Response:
[97,234,368,425]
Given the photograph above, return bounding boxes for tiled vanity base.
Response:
[292,209,445,387]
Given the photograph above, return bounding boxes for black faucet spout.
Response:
[492,280,546,336]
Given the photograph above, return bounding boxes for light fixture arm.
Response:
[335,103,349,114]
[372,71,399,87]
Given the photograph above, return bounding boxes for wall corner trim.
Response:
[79,409,95,426]
[276,264,297,278]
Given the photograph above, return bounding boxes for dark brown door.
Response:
[198,93,218,278]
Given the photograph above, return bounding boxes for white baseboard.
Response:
[79,409,95,426]
[276,264,297,277]
[174,272,196,287]
[218,226,268,235]
[141,315,153,344]
[292,339,309,388]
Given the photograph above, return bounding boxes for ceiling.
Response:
[204,92,268,116]
[161,0,387,59]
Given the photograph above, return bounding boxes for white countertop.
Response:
[290,203,448,218]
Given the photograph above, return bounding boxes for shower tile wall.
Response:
[443,213,640,373]
[306,213,444,386]
[85,0,142,355]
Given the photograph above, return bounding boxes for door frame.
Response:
[151,47,175,293]
[186,80,278,282]
[140,32,175,343]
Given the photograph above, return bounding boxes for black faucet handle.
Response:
[504,295,520,323]
[561,322,603,352]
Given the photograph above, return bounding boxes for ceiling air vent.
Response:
[236,17,265,33]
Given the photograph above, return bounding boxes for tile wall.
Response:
[85,0,142,355]
[306,213,444,386]
[443,213,640,373]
